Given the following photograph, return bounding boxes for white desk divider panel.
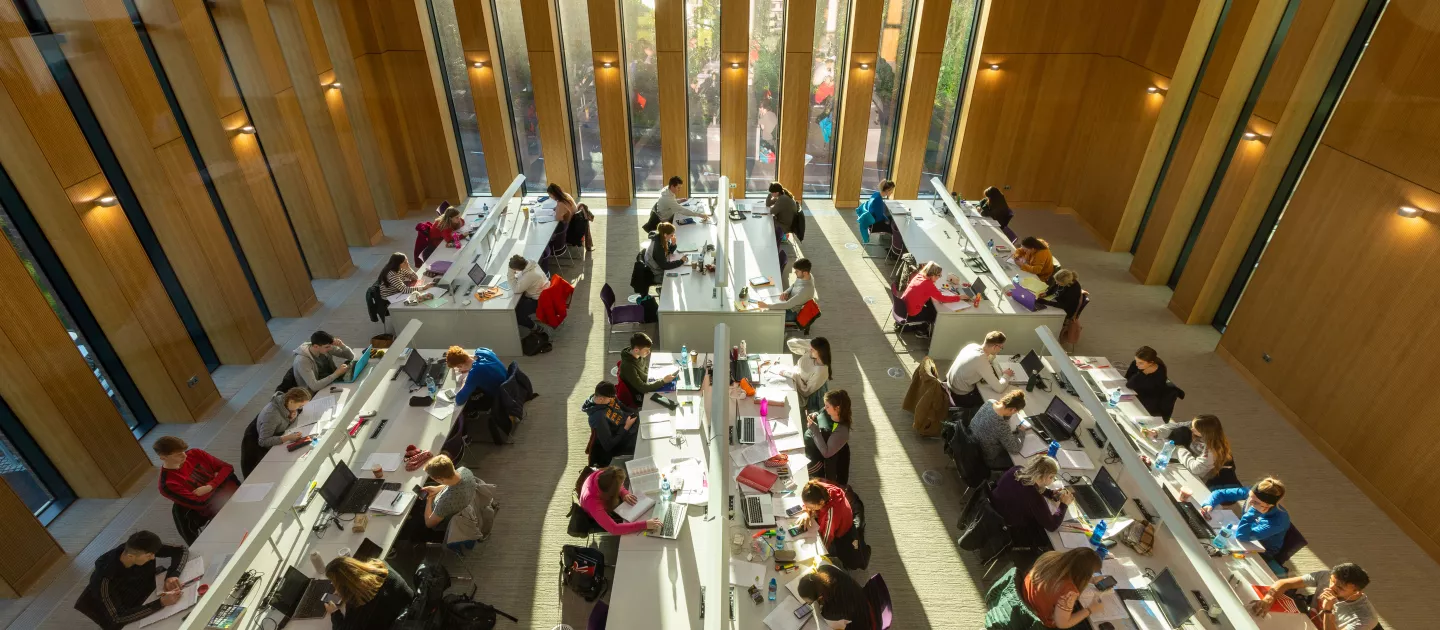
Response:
[1035,325,1259,630]
[437,174,524,291]
[715,176,730,290]
[179,320,423,630]
[707,324,732,630]
[931,178,1012,300]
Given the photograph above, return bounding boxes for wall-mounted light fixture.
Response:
[95,196,119,208]
[729,61,742,69]
[1397,206,1427,218]
[326,82,342,90]
[239,125,256,135]
[472,61,486,69]
[1243,132,1259,141]
[857,62,871,70]
[602,61,614,68]
[1147,86,1167,95]
[988,63,1001,71]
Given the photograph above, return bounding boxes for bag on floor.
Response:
[396,562,451,629]
[561,544,608,602]
[521,330,552,356]
[439,590,518,630]
[637,294,659,323]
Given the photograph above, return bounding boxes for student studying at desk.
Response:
[445,346,508,403]
[766,182,800,240]
[969,390,1029,470]
[797,565,874,629]
[290,331,356,394]
[583,381,639,467]
[1144,414,1240,489]
[992,455,1072,541]
[1201,477,1291,571]
[322,557,415,630]
[1021,548,1108,628]
[508,255,549,333]
[617,333,675,407]
[1126,346,1171,417]
[756,257,815,322]
[579,466,661,535]
[655,176,706,223]
[413,205,464,264]
[900,262,962,338]
[945,331,1015,409]
[979,186,1013,231]
[805,389,853,486]
[1011,237,1056,283]
[376,253,434,299]
[242,387,312,477]
[153,436,239,544]
[783,336,832,412]
[1250,563,1377,630]
[74,531,189,630]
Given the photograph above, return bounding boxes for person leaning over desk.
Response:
[797,479,853,546]
[757,257,815,323]
[376,252,434,299]
[1011,236,1056,283]
[583,381,639,467]
[74,531,188,630]
[445,346,508,403]
[797,564,873,629]
[1125,346,1170,417]
[969,390,1029,470]
[1251,563,1377,630]
[1022,548,1109,628]
[417,454,499,543]
[656,175,706,222]
[322,556,415,630]
[1200,477,1291,565]
[805,389,853,486]
[1038,269,1083,319]
[291,330,356,394]
[1143,414,1240,489]
[783,336,832,412]
[153,436,239,545]
[993,455,1073,542]
[414,204,464,264]
[243,387,312,477]
[979,186,1013,231]
[579,466,661,535]
[766,181,800,239]
[945,330,1016,409]
[899,261,962,338]
[507,254,548,333]
[618,332,676,405]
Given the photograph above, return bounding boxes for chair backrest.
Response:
[890,223,906,251]
[863,574,893,630]
[796,300,821,327]
[1273,524,1307,566]
[890,293,909,321]
[1075,290,1090,319]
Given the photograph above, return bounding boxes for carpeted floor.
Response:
[3,200,1433,629]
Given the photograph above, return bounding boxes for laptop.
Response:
[336,346,371,383]
[1011,283,1040,311]
[1116,569,1196,630]
[318,462,385,515]
[1165,485,1214,539]
[960,276,987,300]
[737,416,762,444]
[273,565,333,620]
[401,349,447,387]
[467,263,491,289]
[651,501,688,539]
[741,491,777,528]
[1069,466,1128,520]
[1019,350,1045,379]
[1028,395,1082,441]
[351,538,384,562]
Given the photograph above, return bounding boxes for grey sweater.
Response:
[971,401,1021,469]
[769,193,799,234]
[770,276,814,311]
[255,391,296,448]
[291,341,355,393]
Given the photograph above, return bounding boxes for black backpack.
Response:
[521,330,552,356]
[560,544,608,602]
[438,591,517,630]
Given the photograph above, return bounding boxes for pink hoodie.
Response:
[580,470,649,535]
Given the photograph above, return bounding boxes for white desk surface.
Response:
[894,201,1053,318]
[659,200,785,314]
[1000,355,1307,630]
[149,350,460,630]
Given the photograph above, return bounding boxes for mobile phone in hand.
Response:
[321,592,342,605]
[793,602,812,619]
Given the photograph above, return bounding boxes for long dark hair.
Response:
[797,566,866,622]
[768,182,791,197]
[377,252,407,285]
[824,390,852,427]
[546,183,567,201]
[596,467,627,511]
[811,337,832,371]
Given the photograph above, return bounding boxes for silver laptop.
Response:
[651,501,687,540]
[741,492,776,528]
[738,416,760,444]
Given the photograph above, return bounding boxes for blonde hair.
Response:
[1030,549,1102,594]
[325,557,388,607]
[997,390,1026,410]
[1052,268,1078,287]
[424,454,458,480]
[1014,455,1058,487]
[1254,477,1286,502]
[919,262,943,278]
[444,345,471,368]
[283,387,311,405]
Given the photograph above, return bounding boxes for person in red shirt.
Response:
[797,479,853,545]
[153,436,239,544]
[899,261,962,338]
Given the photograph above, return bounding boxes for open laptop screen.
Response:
[402,349,427,386]
[1092,467,1128,514]
[1151,570,1196,627]
[1043,396,1082,434]
[1020,350,1044,377]
[318,462,355,509]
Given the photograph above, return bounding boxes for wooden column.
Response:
[777,0,817,199]
[588,0,634,206]
[0,480,65,597]
[455,0,519,191]
[409,0,467,200]
[654,0,690,195]
[1169,0,1370,323]
[336,0,421,212]
[890,0,953,199]
[37,0,275,365]
[518,0,577,193]
[831,0,884,208]
[0,2,219,422]
[208,0,354,277]
[719,0,749,190]
[133,0,318,318]
[1134,0,1294,285]
[1111,0,1227,252]
[943,0,990,192]
[266,0,381,246]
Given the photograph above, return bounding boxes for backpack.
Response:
[642,208,661,233]
[560,544,608,602]
[521,330,552,356]
[274,365,298,394]
[438,591,518,630]
[637,294,659,323]
[395,562,450,629]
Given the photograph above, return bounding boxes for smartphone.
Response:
[793,602,813,619]
[1095,576,1118,592]
[321,592,342,605]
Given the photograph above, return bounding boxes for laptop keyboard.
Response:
[661,505,679,537]
[741,418,755,443]
[1175,502,1214,539]
[295,582,332,619]
[1073,487,1111,519]
[743,495,763,525]
[337,479,384,513]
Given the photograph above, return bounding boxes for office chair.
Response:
[891,253,917,291]
[888,294,926,336]
[863,574,893,630]
[1272,525,1308,568]
[600,283,646,337]
[786,300,821,335]
[886,221,908,262]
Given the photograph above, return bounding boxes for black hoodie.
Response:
[77,542,188,628]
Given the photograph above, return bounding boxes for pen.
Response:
[391,492,402,506]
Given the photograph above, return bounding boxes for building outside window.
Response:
[745,0,785,195]
[803,0,850,197]
[860,0,917,193]
[493,0,547,188]
[425,0,490,195]
[623,0,664,193]
[558,0,603,195]
[686,0,721,194]
[918,0,979,196]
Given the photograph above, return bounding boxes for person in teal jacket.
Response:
[1201,477,1291,561]
[446,346,507,402]
[856,180,896,243]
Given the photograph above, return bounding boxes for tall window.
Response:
[425,0,489,195]
[558,0,603,194]
[686,0,721,194]
[493,0,547,187]
[746,1,784,195]
[0,398,74,524]
[804,0,849,196]
[860,0,917,192]
[623,0,663,193]
[918,0,979,196]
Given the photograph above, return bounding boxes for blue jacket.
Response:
[864,191,888,222]
[456,348,507,402]
[1205,486,1291,555]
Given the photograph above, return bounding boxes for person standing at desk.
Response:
[1011,236,1056,283]
[583,381,639,466]
[980,186,1013,231]
[74,531,188,630]
[579,467,661,535]
[1144,414,1239,489]
[766,182,800,240]
[413,204,464,264]
[618,333,676,407]
[783,336,832,412]
[508,255,548,333]
[1125,346,1170,417]
[153,436,239,544]
[993,456,1073,543]
[243,387,312,476]
[969,390,1030,470]
[757,257,816,323]
[1022,548,1107,628]
[1250,563,1377,630]
[945,331,1015,409]
[656,176,706,222]
[1201,477,1291,565]
[805,389,853,486]
[446,346,508,402]
[323,557,415,630]
[376,253,434,299]
[900,262,962,338]
[796,565,873,629]
[291,330,356,394]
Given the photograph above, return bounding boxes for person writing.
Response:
[784,336,832,412]
[1011,237,1056,282]
[969,390,1029,469]
[1144,414,1239,489]
[993,456,1072,536]
[766,182,800,240]
[546,182,578,223]
[945,331,1015,408]
[445,346,508,403]
[376,253,433,299]
[583,382,640,466]
[1249,563,1376,630]
[507,255,548,333]
[243,387,312,476]
[291,330,356,393]
[797,479,854,546]
[1125,346,1171,417]
[899,262,962,338]
[323,556,416,630]
[656,176,706,222]
[618,333,676,406]
[757,257,815,323]
[153,436,239,544]
[805,390,853,486]
[74,531,189,630]
[796,565,873,629]
[1021,549,1108,628]
[579,467,661,535]
[420,455,498,542]
[979,186,1013,230]
[1200,477,1291,564]
[413,204,464,264]
[1038,269,1083,319]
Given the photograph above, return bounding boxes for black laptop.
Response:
[401,349,447,387]
[1029,395,1083,441]
[1069,466,1127,520]
[1165,485,1215,539]
[274,565,333,620]
[318,462,384,515]
[352,537,384,562]
[1115,569,1196,629]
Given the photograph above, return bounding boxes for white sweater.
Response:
[945,343,1010,398]
[786,338,830,397]
[509,262,548,299]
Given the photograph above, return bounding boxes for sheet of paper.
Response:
[1078,587,1128,622]
[1020,432,1049,457]
[1060,532,1092,549]
[772,434,805,453]
[768,418,799,437]
[786,453,810,481]
[1056,449,1094,470]
[131,583,198,628]
[615,494,656,522]
[763,594,811,630]
[730,443,772,467]
[729,558,767,587]
[427,399,457,420]
[641,420,674,440]
[296,394,338,432]
[937,298,974,312]
[385,292,410,304]
[362,452,403,472]
[626,458,661,495]
[671,460,709,505]
[1103,557,1146,587]
[672,410,701,431]
[231,482,273,503]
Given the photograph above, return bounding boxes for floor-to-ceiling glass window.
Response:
[860,0,917,193]
[918,0,979,196]
[623,0,663,193]
[803,0,849,197]
[493,0,546,187]
[426,0,489,195]
[745,1,785,195]
[0,397,74,524]
[686,0,721,194]
[558,0,603,195]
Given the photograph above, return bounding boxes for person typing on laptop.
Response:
[945,331,1016,409]
[583,382,639,467]
[900,262,962,338]
[1021,549,1108,628]
[1201,477,1291,569]
[292,330,356,394]
[1248,563,1377,630]
[656,176,706,223]
[756,258,815,323]
[580,467,660,535]
[322,556,414,630]
[969,390,1030,470]
[993,455,1073,544]
[74,531,188,630]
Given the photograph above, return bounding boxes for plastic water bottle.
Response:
[1107,388,1122,408]
[1012,274,1021,286]
[680,345,688,367]
[987,238,995,251]
[1210,522,1236,550]
[775,529,786,551]
[768,578,777,601]
[1154,440,1176,471]
[1089,520,1108,546]
[1047,440,1061,458]
[660,476,672,502]
[425,375,437,396]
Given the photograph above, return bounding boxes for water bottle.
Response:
[1107,388,1122,408]
[1089,520,1108,546]
[739,340,747,359]
[660,475,672,502]
[1210,522,1235,550]
[987,238,995,251]
[1012,274,1021,286]
[768,577,777,601]
[425,375,437,396]
[680,345,688,367]
[775,528,785,551]
[1047,440,1061,458]
[1154,440,1176,471]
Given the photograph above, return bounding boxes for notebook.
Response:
[615,494,657,522]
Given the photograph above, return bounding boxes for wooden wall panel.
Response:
[0,6,99,188]
[831,0,883,208]
[890,0,951,199]
[1109,0,1199,77]
[294,0,332,74]
[518,0,577,194]
[455,0,519,193]
[655,0,689,195]
[1252,0,1336,123]
[1129,93,1217,277]
[777,0,816,199]
[170,0,243,117]
[718,0,750,189]
[356,52,421,210]
[0,480,65,596]
[979,0,1098,55]
[386,49,461,203]
[588,0,633,205]
[1197,0,1261,98]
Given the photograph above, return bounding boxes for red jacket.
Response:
[158,449,238,518]
[413,221,463,262]
[812,481,854,543]
[900,272,961,316]
[536,274,575,328]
